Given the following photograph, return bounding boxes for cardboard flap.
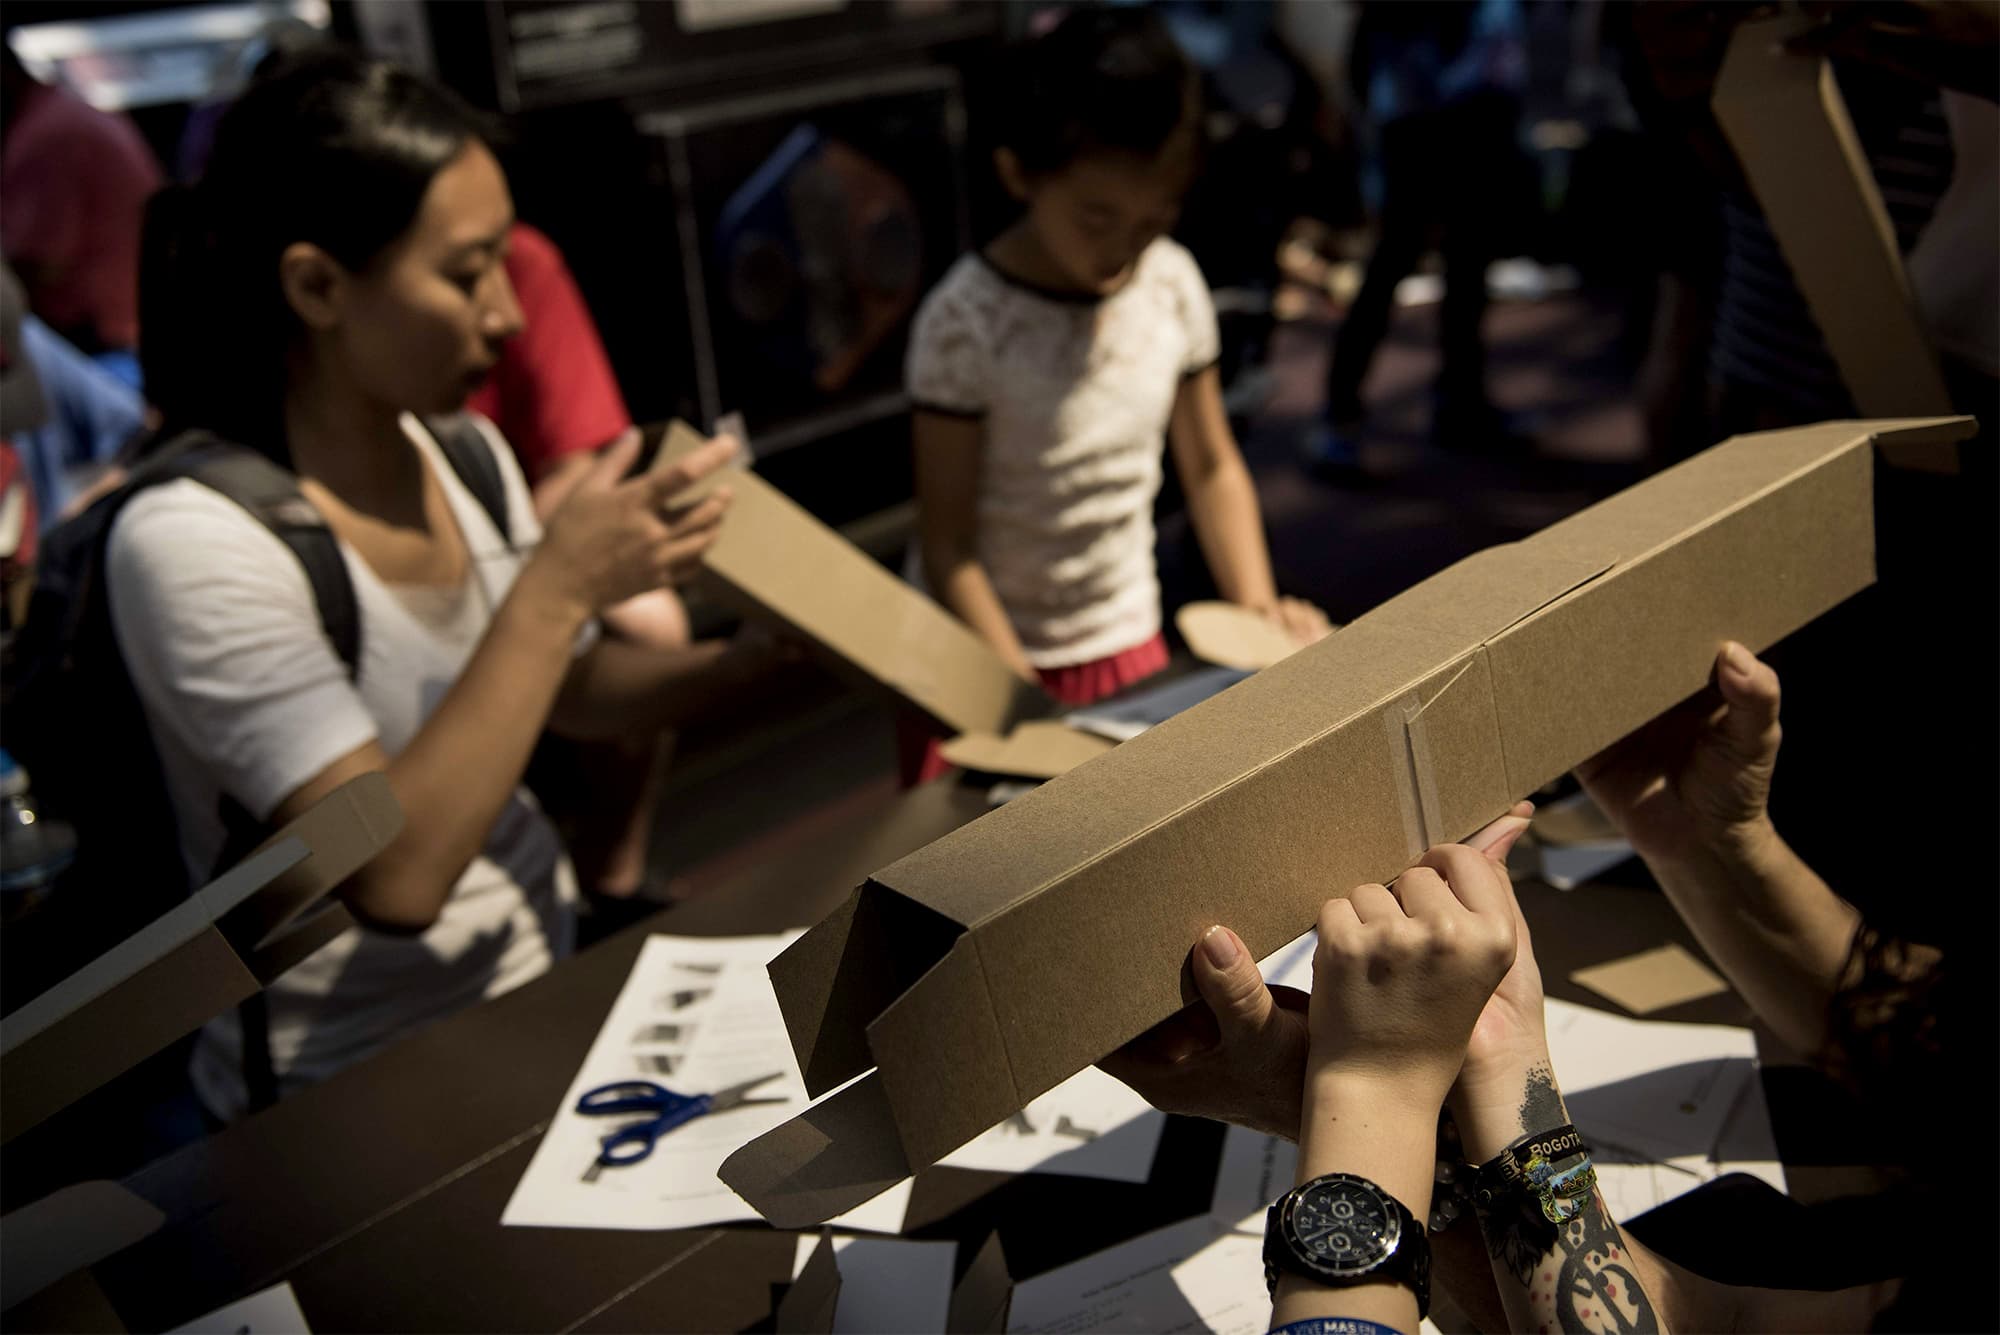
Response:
[720,1074,913,1230]
[867,936,1018,1167]
[0,1181,164,1311]
[1488,423,1883,792]
[653,420,1052,736]
[768,884,968,1098]
[2,774,400,1142]
[1712,18,1953,422]
[775,1232,840,1334]
[1391,655,1511,857]
[1866,415,1978,475]
[1175,600,1302,670]
[215,771,402,955]
[939,721,1117,780]
[947,1234,1013,1335]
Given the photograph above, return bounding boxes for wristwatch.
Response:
[1263,1172,1432,1316]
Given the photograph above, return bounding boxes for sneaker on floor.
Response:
[1299,420,1367,483]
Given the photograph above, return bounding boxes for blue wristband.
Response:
[1268,1319,1409,1335]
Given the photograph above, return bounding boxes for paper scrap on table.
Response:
[165,1281,311,1335]
[1570,942,1729,1015]
[1006,1215,1271,1335]
[1258,928,1316,994]
[789,1236,957,1334]
[1210,1124,1299,1233]
[1546,999,1757,1166]
[502,933,909,1232]
[941,1066,1165,1182]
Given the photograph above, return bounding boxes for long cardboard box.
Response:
[721,418,1974,1226]
[1712,17,1955,432]
[1,773,401,1138]
[651,422,1052,736]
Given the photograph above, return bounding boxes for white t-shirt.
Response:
[107,414,578,1121]
[905,237,1221,668]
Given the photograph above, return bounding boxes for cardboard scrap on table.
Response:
[1175,600,1306,672]
[651,421,1052,736]
[939,720,1116,780]
[1571,942,1730,1016]
[721,418,1974,1227]
[946,666,1252,782]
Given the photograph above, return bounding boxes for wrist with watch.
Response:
[1263,1172,1432,1317]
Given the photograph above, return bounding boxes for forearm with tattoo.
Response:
[1471,1066,1662,1335]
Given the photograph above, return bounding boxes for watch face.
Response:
[1286,1176,1401,1279]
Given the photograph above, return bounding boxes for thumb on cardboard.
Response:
[1193,926,1275,1042]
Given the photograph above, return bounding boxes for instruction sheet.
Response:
[502,933,908,1232]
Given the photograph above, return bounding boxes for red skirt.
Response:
[897,632,1170,786]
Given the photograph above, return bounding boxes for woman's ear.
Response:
[278,242,347,331]
[993,146,1035,203]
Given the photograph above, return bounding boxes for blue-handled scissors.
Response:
[575,1072,787,1181]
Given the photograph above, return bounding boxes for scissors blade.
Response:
[705,1071,788,1112]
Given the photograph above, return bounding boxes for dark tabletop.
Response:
[80,773,1789,1334]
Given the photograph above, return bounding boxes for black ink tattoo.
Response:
[1470,1067,1660,1335]
[1519,1062,1565,1134]
[1553,1198,1657,1335]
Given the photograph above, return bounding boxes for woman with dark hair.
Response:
[111,51,739,1121]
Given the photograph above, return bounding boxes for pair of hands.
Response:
[530,430,739,619]
[1099,807,1534,1141]
[1103,642,1787,1139]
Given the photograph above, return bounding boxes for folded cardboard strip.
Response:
[651,421,1052,736]
[0,773,401,1139]
[721,419,1975,1226]
[1712,18,1955,449]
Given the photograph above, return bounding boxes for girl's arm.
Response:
[1166,366,1281,612]
[913,409,1037,680]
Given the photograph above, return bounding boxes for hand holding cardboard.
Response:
[1574,642,1781,869]
[721,419,1974,1228]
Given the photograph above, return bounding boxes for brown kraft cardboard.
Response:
[721,418,1974,1226]
[651,422,1051,736]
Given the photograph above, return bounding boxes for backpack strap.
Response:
[168,443,363,676]
[423,413,512,546]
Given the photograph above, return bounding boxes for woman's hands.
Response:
[1306,843,1521,1120]
[1575,641,1781,867]
[1099,809,1534,1140]
[525,430,736,622]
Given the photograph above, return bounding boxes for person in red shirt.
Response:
[466,224,627,508]
[467,222,688,907]
[1,44,163,354]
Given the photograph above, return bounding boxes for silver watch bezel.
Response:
[1278,1172,1405,1282]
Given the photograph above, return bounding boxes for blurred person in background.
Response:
[0,39,162,388]
[1301,0,1533,478]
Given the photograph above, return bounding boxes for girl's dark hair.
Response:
[140,48,492,457]
[1001,7,1202,176]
